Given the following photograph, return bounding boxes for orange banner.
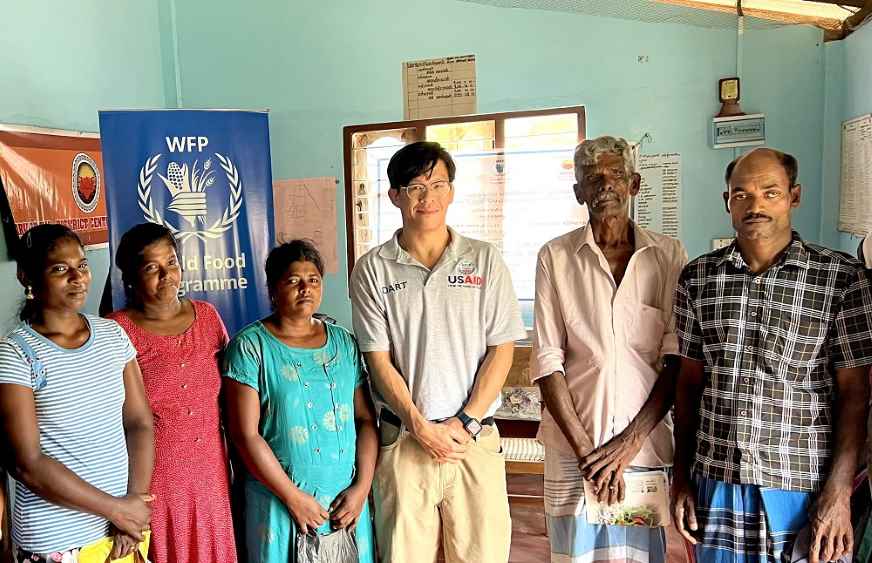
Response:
[0,126,108,247]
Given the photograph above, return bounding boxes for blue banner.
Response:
[99,110,274,335]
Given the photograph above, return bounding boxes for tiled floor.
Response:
[507,477,549,562]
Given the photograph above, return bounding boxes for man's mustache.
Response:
[594,193,618,205]
[742,213,772,223]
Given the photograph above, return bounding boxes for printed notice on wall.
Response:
[838,114,872,235]
[634,153,681,239]
[402,55,476,120]
[273,177,339,274]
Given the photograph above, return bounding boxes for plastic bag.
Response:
[295,528,357,563]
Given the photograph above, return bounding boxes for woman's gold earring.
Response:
[24,285,34,300]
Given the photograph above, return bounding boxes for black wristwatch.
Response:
[456,410,483,438]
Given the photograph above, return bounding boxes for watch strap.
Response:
[456,409,482,436]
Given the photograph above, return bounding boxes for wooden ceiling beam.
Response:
[802,0,864,7]
[843,0,872,34]
[653,0,846,30]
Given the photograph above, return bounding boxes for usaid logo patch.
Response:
[457,260,476,275]
[448,260,483,288]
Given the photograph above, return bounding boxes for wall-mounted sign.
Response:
[711,113,765,149]
[402,55,476,120]
[0,124,109,248]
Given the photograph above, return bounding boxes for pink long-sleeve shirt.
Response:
[531,224,688,467]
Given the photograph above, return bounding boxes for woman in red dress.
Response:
[108,223,237,563]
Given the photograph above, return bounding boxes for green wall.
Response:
[0,2,166,329]
[821,22,872,254]
[0,0,835,331]
[170,0,826,326]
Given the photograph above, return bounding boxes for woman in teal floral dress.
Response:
[223,240,377,563]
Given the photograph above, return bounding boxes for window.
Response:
[343,106,587,329]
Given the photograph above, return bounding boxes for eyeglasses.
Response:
[398,180,451,200]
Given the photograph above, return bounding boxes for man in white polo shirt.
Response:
[350,141,526,563]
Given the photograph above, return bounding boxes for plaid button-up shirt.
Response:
[674,232,872,491]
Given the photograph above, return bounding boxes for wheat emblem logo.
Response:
[137,153,243,243]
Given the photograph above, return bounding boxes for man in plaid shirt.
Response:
[671,147,872,563]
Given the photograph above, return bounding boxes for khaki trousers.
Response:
[373,424,511,563]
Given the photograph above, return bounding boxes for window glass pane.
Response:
[351,130,410,259]
[347,109,586,331]
[504,113,578,150]
[447,150,586,306]
[500,150,587,309]
[426,121,495,154]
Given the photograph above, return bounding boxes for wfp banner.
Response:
[99,110,274,335]
[0,124,108,247]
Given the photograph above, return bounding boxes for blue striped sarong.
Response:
[545,450,667,563]
[693,475,812,563]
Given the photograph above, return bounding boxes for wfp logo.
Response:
[137,136,243,243]
[160,159,214,226]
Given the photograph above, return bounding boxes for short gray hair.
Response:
[574,136,635,182]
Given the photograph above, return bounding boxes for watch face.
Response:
[720,78,739,102]
[466,420,483,436]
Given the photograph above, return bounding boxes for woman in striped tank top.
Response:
[0,224,155,562]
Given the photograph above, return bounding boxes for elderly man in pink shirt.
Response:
[532,136,688,563]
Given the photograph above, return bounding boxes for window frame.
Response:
[341,105,586,275]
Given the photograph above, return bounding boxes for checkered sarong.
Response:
[693,475,811,563]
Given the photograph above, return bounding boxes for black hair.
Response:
[16,224,84,322]
[725,148,798,187]
[265,239,324,293]
[114,222,180,307]
[386,141,456,190]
